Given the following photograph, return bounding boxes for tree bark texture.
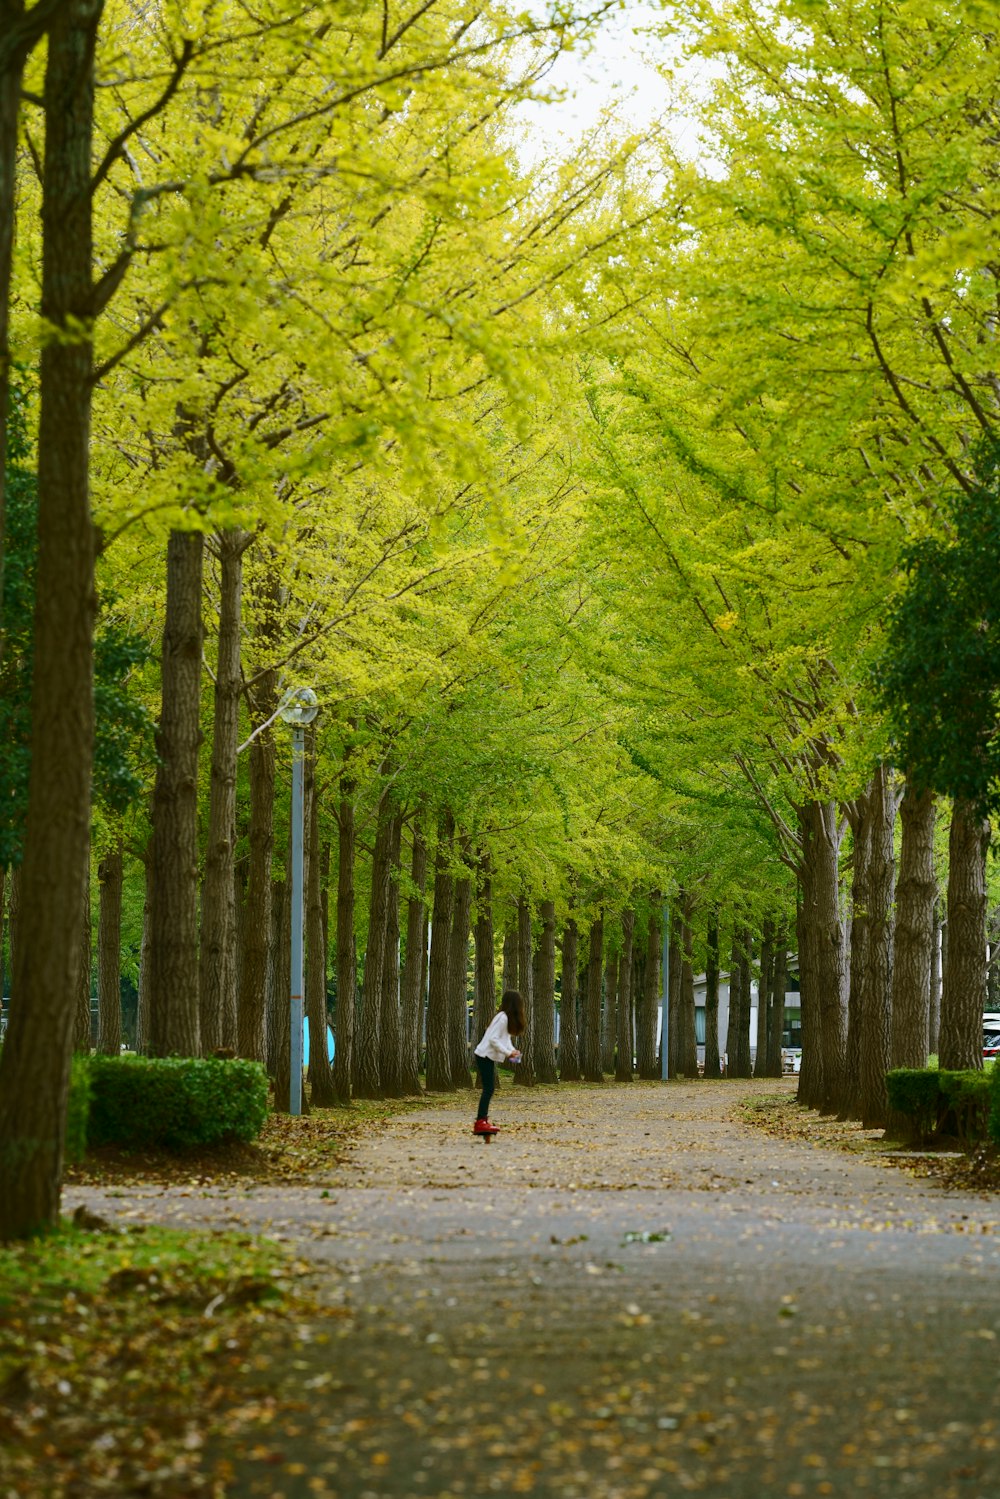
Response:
[354,796,394,1099]
[0,0,103,1239]
[644,903,662,1078]
[514,896,535,1086]
[73,862,92,1053]
[472,860,495,1046]
[236,715,275,1062]
[795,895,819,1104]
[400,827,428,1095]
[331,785,356,1104]
[199,528,248,1055]
[668,909,682,1078]
[798,800,845,1112]
[842,792,872,1120]
[534,900,559,1083]
[633,910,656,1079]
[734,928,753,1078]
[135,850,152,1054]
[306,739,336,1106]
[424,813,455,1092]
[725,930,741,1076]
[271,876,303,1113]
[602,949,618,1075]
[859,765,895,1129]
[559,918,581,1081]
[754,918,774,1078]
[264,876,282,1078]
[767,933,787,1078]
[582,915,603,1082]
[939,798,990,1070]
[615,911,634,1082]
[929,903,942,1057]
[448,865,473,1088]
[97,843,122,1056]
[502,920,517,996]
[148,529,203,1059]
[890,783,936,1071]
[678,897,698,1078]
[379,812,403,1097]
[704,911,721,1078]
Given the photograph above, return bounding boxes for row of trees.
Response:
[2,0,999,1239]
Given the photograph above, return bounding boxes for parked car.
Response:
[983,1030,1000,1062]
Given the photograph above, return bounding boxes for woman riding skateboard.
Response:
[472,990,525,1137]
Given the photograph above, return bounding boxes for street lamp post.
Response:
[278,687,319,1116]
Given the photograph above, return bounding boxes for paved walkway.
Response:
[66,1080,1000,1498]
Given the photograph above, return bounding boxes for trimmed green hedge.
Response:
[65,1054,91,1164]
[87,1056,269,1150]
[887,1066,996,1146]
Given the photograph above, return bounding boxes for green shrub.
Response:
[65,1054,91,1164]
[87,1056,268,1150]
[888,1066,993,1146]
[938,1069,992,1144]
[886,1069,941,1143]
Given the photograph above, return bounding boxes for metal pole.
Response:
[289,725,305,1115]
[660,902,670,1080]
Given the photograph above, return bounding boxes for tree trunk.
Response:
[859,765,896,1129]
[767,931,787,1078]
[602,948,618,1075]
[582,914,603,1082]
[929,902,942,1056]
[502,919,517,996]
[265,877,282,1077]
[331,780,357,1104]
[841,791,872,1120]
[890,783,936,1071]
[424,812,455,1093]
[615,911,634,1082]
[798,800,845,1111]
[148,530,203,1059]
[448,863,473,1088]
[97,842,122,1056]
[271,876,303,1113]
[199,528,248,1055]
[73,861,92,1053]
[678,896,698,1077]
[725,929,741,1076]
[306,737,336,1106]
[633,909,655,1079]
[704,910,721,1079]
[135,850,152,1054]
[236,708,276,1062]
[754,918,774,1078]
[668,908,682,1078]
[472,858,495,1046]
[559,918,581,1082]
[379,812,403,1098]
[0,0,103,1240]
[514,896,536,1086]
[534,900,559,1083]
[939,797,990,1070]
[400,826,428,1096]
[354,796,394,1099]
[734,927,753,1078]
[644,902,662,1078]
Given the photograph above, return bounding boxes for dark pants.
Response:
[475,1056,495,1121]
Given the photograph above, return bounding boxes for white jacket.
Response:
[474,1011,518,1062]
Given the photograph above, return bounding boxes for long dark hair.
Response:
[500,989,526,1037]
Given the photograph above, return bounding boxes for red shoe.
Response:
[473,1119,492,1134]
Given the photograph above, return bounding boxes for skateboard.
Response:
[473,1121,499,1143]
